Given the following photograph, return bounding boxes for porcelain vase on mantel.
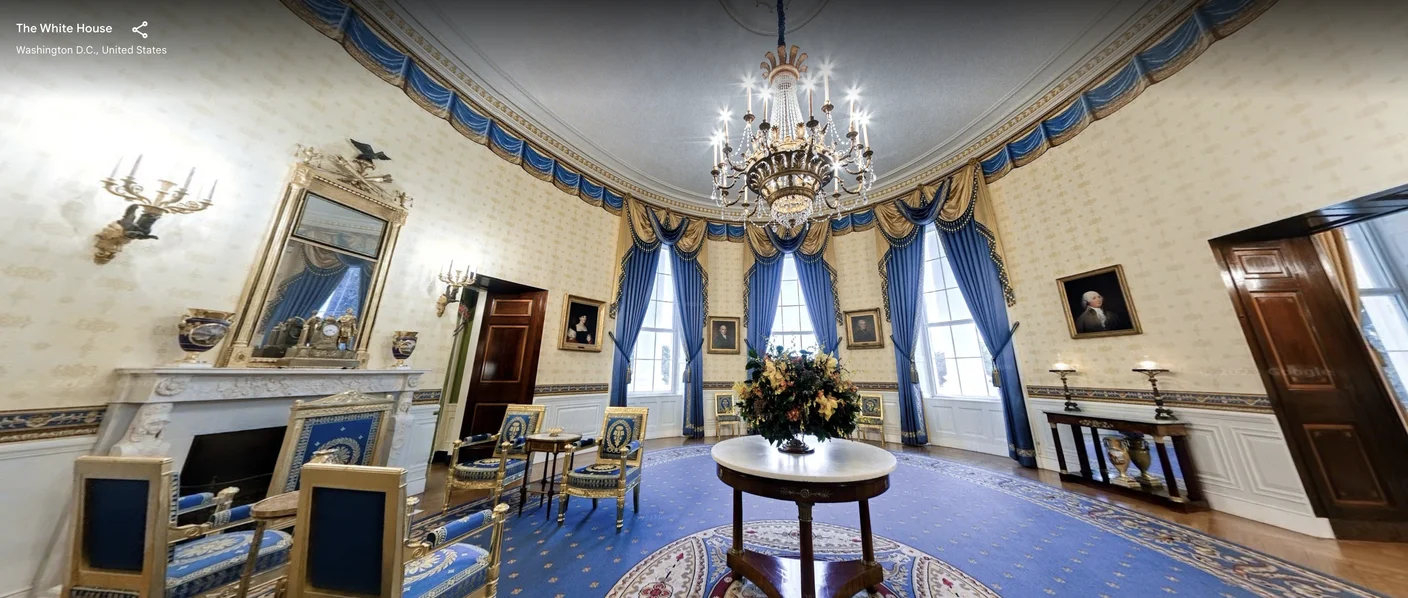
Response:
[174,308,235,367]
[391,330,418,368]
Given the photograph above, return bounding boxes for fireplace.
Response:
[178,425,287,511]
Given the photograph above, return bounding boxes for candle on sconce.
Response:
[128,154,143,178]
[182,168,195,191]
[205,180,218,202]
[108,159,121,180]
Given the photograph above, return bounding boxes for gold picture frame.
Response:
[844,308,884,349]
[706,316,741,354]
[1057,264,1143,339]
[559,294,604,352]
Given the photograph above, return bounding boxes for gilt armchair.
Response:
[713,392,743,438]
[285,463,510,598]
[443,404,545,513]
[853,393,884,443]
[557,406,648,531]
[65,456,292,598]
[268,390,395,498]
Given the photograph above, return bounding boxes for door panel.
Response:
[1214,237,1408,539]
[458,289,546,458]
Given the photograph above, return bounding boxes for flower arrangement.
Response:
[733,345,861,453]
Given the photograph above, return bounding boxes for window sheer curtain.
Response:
[748,224,842,355]
[648,210,711,438]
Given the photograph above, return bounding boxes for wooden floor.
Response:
[422,437,1408,597]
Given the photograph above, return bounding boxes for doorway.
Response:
[1210,183,1408,541]
[454,278,548,462]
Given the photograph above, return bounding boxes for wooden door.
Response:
[457,289,546,456]
[1214,237,1408,540]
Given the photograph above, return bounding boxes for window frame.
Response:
[628,255,684,397]
[767,254,819,353]
[914,225,1000,401]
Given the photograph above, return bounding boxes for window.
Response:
[1344,221,1408,410]
[629,255,683,395]
[916,228,998,399]
[767,255,818,352]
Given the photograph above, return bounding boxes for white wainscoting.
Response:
[532,392,684,446]
[0,435,96,598]
[1025,397,1333,538]
[924,396,1008,457]
[393,403,439,496]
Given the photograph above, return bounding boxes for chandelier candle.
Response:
[709,0,875,232]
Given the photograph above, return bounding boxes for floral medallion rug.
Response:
[424,444,1382,597]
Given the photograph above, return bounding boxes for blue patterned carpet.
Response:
[429,444,1381,597]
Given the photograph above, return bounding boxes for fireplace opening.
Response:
[179,425,287,519]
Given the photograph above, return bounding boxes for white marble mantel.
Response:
[95,367,432,473]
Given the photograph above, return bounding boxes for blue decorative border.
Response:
[0,405,106,444]
[1026,384,1272,412]
[533,383,609,396]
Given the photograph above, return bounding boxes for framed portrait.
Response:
[559,295,604,352]
[844,308,884,349]
[706,316,741,354]
[1057,265,1142,339]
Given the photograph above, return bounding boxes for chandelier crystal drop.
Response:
[710,0,875,233]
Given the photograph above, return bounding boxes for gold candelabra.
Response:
[1050,360,1079,412]
[1133,358,1175,420]
[435,261,477,317]
[94,155,216,264]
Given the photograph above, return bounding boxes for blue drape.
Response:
[883,231,929,446]
[670,251,707,438]
[940,224,1036,466]
[609,246,660,407]
[794,256,839,355]
[744,256,784,355]
[260,250,352,344]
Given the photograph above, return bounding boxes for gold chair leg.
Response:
[615,495,625,532]
[557,493,568,524]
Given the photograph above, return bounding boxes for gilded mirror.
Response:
[220,144,410,368]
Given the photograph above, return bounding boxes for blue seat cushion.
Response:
[166,529,292,598]
[716,414,741,423]
[567,463,641,490]
[403,542,490,598]
[453,458,526,483]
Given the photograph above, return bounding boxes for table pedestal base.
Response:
[727,550,882,598]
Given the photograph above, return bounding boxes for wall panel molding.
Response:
[1026,385,1272,413]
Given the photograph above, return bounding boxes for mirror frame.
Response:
[218,160,408,368]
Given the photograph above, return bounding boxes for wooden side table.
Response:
[712,436,896,598]
[233,491,298,597]
[1043,410,1208,512]
[521,432,583,519]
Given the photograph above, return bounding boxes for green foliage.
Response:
[733,345,860,446]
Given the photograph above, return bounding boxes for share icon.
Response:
[132,21,148,39]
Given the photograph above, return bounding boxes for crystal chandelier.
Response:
[710,0,875,232]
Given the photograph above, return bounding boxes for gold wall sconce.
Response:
[1049,357,1078,412]
[435,261,477,317]
[1133,357,1175,420]
[94,155,216,264]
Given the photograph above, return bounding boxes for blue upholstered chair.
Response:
[285,463,510,598]
[557,406,648,531]
[65,456,292,598]
[853,393,885,443]
[713,392,743,437]
[443,404,546,513]
[268,390,396,498]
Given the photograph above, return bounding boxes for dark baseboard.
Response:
[1331,518,1408,543]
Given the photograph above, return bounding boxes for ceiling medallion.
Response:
[710,0,874,232]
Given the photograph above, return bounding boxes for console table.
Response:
[1043,411,1208,512]
[712,436,896,598]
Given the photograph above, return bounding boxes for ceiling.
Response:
[381,0,1173,209]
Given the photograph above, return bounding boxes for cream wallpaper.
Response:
[990,0,1408,396]
[703,239,747,383]
[834,231,898,382]
[0,0,618,411]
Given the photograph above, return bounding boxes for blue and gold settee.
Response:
[557,406,648,531]
[285,463,510,598]
[65,456,292,598]
[268,390,395,498]
[443,404,545,513]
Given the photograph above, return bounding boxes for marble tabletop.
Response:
[711,435,897,483]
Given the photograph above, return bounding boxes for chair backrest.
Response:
[713,393,736,417]
[499,404,546,455]
[286,463,407,598]
[598,407,648,464]
[67,456,175,598]
[269,390,396,496]
[859,394,884,423]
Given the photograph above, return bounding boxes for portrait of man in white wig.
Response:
[1075,290,1122,333]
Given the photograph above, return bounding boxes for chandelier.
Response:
[710,0,875,232]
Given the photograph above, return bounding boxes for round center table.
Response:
[712,435,897,598]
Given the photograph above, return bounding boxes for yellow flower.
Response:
[815,391,839,420]
[732,381,748,397]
